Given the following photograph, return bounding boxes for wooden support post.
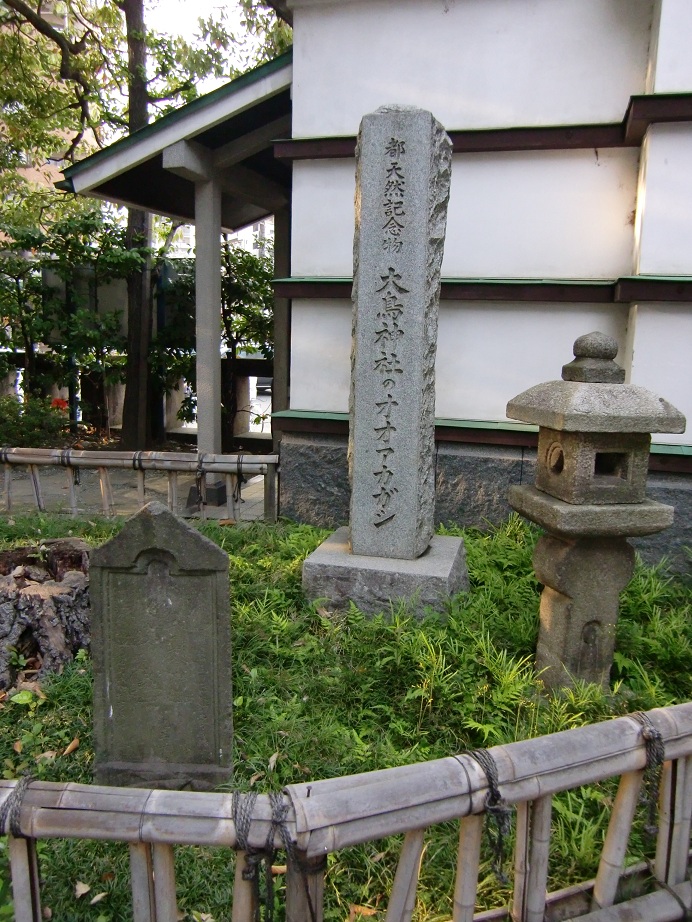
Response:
[129,842,156,922]
[231,851,258,922]
[66,468,78,515]
[453,814,484,922]
[385,828,425,922]
[592,770,644,909]
[4,463,11,512]
[656,758,692,886]
[264,463,277,524]
[98,467,115,516]
[137,469,146,509]
[28,466,44,512]
[286,853,325,922]
[230,474,238,522]
[152,843,177,922]
[8,835,42,922]
[513,795,552,922]
[167,471,178,514]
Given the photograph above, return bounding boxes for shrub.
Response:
[0,395,68,447]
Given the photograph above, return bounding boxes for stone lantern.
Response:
[507,332,686,689]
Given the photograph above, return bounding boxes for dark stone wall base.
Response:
[279,433,691,575]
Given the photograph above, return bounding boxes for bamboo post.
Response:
[656,757,692,886]
[385,828,425,922]
[8,835,42,922]
[452,814,484,922]
[512,795,552,922]
[65,468,78,516]
[28,466,44,512]
[230,474,238,522]
[670,755,692,885]
[231,851,258,922]
[592,770,644,909]
[167,472,178,514]
[130,842,156,922]
[137,469,146,509]
[4,463,11,512]
[285,852,325,922]
[152,843,177,922]
[264,463,277,523]
[98,467,115,516]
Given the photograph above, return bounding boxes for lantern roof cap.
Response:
[506,332,687,433]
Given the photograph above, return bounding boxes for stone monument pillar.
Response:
[90,502,232,789]
[303,106,468,615]
[507,332,686,689]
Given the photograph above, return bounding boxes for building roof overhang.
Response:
[58,51,293,232]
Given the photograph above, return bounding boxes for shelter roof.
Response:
[58,51,293,232]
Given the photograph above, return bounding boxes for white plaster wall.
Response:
[635,124,692,275]
[627,303,690,446]
[290,300,351,412]
[291,0,654,137]
[289,299,629,421]
[291,149,639,279]
[651,0,692,92]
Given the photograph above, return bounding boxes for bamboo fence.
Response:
[1,703,691,921]
[0,447,278,522]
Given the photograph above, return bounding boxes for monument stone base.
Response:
[303,527,468,617]
[95,759,230,792]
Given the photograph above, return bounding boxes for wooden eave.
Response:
[58,52,293,232]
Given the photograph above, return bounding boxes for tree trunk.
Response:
[120,0,153,449]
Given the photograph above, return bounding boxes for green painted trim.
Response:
[272,410,692,452]
[274,276,613,286]
[63,49,293,180]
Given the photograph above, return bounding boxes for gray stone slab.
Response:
[509,484,674,537]
[349,106,452,559]
[279,433,349,528]
[90,502,232,790]
[302,526,468,617]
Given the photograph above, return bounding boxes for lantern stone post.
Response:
[507,332,686,689]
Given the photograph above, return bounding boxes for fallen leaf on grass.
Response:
[101,872,115,882]
[41,907,52,919]
[63,737,80,756]
[249,771,265,786]
[74,881,90,898]
[349,906,377,920]
[12,741,22,754]
[217,519,236,526]
[90,892,107,905]
[15,681,46,700]
[271,865,287,876]
[35,751,57,763]
[268,751,279,772]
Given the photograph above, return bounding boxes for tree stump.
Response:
[0,539,91,689]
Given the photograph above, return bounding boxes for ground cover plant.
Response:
[0,514,689,920]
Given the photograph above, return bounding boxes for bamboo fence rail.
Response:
[1,703,691,921]
[0,447,278,522]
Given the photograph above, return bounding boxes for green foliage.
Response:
[0,396,68,448]
[0,515,688,920]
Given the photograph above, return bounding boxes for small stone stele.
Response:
[90,502,232,790]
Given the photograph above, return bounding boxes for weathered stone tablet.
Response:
[349,105,452,559]
[90,502,231,790]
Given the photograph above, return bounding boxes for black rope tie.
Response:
[232,791,322,922]
[233,454,246,505]
[0,774,33,838]
[132,451,145,471]
[631,711,665,838]
[196,453,207,507]
[0,448,9,465]
[469,749,512,884]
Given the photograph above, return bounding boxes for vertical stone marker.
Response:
[303,106,468,615]
[90,502,232,790]
[350,105,451,559]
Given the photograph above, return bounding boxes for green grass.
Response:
[0,514,690,920]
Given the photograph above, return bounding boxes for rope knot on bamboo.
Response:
[631,711,665,837]
[468,749,512,884]
[0,774,33,838]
